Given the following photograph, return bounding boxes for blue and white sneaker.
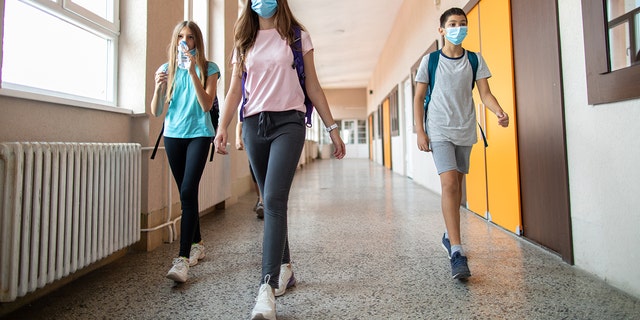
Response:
[450,251,471,280]
[441,233,452,259]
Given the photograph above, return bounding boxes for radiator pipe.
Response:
[139,146,178,243]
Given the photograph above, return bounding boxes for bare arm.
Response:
[303,50,346,159]
[235,120,244,150]
[476,78,509,127]
[413,81,431,152]
[150,69,167,116]
[186,54,216,112]
[214,63,244,155]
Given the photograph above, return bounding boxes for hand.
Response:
[329,130,346,159]
[154,71,167,87]
[214,129,229,155]
[497,111,509,127]
[417,132,431,152]
[185,51,194,73]
[235,140,244,150]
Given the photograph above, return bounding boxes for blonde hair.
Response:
[166,21,209,102]
[232,0,306,76]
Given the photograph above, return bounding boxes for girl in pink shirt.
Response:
[214,0,345,319]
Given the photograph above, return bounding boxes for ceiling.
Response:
[288,0,405,89]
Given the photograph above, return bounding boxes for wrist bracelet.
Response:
[325,123,338,132]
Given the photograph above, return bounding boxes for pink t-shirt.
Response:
[234,28,313,117]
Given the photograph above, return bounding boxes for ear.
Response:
[438,27,446,36]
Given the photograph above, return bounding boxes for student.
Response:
[214,0,346,318]
[413,7,509,280]
[150,21,220,283]
[236,119,264,219]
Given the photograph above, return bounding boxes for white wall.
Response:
[559,0,640,298]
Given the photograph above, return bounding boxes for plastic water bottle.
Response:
[178,40,189,69]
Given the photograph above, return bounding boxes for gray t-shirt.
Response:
[415,50,491,146]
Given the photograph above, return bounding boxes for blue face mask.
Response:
[445,26,468,45]
[251,0,278,18]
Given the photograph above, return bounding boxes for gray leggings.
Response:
[242,110,306,288]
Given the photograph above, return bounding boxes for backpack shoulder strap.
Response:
[151,123,164,159]
[465,50,488,147]
[291,26,313,127]
[466,50,478,89]
[427,50,441,92]
[423,50,441,113]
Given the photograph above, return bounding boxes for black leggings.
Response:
[164,136,210,258]
[243,111,306,288]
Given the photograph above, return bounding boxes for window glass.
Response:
[342,120,356,145]
[606,0,640,71]
[2,0,118,105]
[357,120,367,144]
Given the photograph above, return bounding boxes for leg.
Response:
[166,137,209,258]
[440,170,464,246]
[244,111,305,288]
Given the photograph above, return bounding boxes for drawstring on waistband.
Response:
[257,112,273,137]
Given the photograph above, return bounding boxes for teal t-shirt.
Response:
[160,61,220,139]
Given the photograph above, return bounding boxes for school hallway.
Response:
[4,159,639,320]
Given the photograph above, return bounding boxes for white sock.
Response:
[451,245,464,256]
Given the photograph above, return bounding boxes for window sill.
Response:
[0,87,134,115]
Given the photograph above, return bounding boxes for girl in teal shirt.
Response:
[150,21,220,283]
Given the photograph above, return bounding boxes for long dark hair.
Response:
[233,0,306,76]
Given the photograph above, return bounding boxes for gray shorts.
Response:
[431,141,473,174]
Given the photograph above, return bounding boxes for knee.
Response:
[440,178,461,195]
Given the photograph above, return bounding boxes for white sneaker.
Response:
[251,283,276,320]
[274,263,296,297]
[188,243,205,267]
[166,257,189,283]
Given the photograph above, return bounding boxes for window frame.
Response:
[1,0,121,110]
[582,0,640,104]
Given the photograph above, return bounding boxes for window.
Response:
[388,87,399,137]
[582,0,640,104]
[607,0,640,71]
[2,0,119,106]
[357,120,367,144]
[342,120,356,144]
[184,0,209,55]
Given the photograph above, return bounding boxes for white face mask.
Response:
[445,26,468,45]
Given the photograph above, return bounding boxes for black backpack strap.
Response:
[151,123,164,159]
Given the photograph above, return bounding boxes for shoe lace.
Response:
[173,257,188,270]
[451,253,468,268]
[256,275,275,304]
[191,245,202,257]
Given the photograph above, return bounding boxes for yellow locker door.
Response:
[382,98,392,169]
[479,0,522,233]
[463,5,489,219]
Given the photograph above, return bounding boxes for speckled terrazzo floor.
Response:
[3,159,640,320]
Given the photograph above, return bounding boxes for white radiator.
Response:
[0,142,141,302]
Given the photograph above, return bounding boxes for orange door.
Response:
[480,0,521,234]
[464,5,489,218]
[464,0,522,234]
[382,98,392,169]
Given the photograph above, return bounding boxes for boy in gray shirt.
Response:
[413,7,509,280]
